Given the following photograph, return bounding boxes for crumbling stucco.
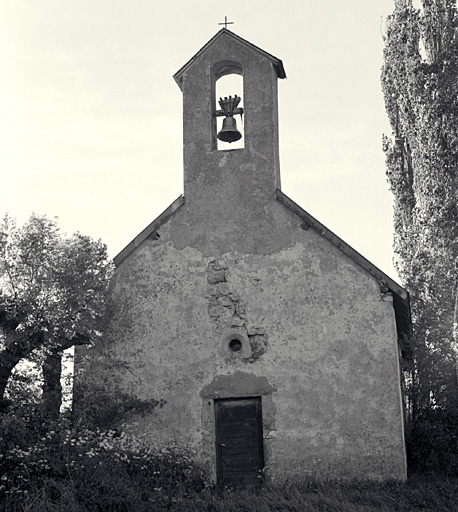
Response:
[98,234,406,481]
[89,29,407,483]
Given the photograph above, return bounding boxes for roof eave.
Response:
[113,195,185,267]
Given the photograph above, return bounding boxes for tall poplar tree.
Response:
[381,0,458,421]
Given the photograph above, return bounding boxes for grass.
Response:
[172,475,458,512]
[2,473,458,512]
[1,414,457,512]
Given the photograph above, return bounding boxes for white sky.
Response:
[0,0,401,281]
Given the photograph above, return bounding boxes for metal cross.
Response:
[218,16,234,29]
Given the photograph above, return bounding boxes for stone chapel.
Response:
[94,29,410,484]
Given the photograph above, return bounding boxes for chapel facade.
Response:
[94,29,409,484]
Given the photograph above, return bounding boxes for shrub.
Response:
[0,416,210,511]
[406,405,458,476]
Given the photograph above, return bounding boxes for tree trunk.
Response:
[0,349,23,412]
[454,287,458,395]
[42,350,62,422]
[0,322,46,406]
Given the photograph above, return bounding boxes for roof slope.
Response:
[113,196,184,266]
[173,28,286,90]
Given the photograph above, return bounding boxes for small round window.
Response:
[229,339,242,352]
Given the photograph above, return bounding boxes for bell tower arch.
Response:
[213,62,244,150]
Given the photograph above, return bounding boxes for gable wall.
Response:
[98,202,406,481]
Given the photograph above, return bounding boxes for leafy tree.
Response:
[0,213,113,419]
[381,0,458,468]
[381,0,458,469]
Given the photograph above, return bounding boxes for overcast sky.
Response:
[0,0,405,281]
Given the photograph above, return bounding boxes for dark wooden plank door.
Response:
[215,397,264,486]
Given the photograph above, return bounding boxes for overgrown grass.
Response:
[1,471,458,511]
[1,414,458,511]
[184,475,458,512]
[0,416,209,512]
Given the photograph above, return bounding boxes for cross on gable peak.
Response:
[218,16,234,29]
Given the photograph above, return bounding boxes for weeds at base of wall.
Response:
[1,408,458,512]
[1,421,458,512]
[2,473,458,512]
[0,415,210,512]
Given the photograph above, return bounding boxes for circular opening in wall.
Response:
[229,339,242,352]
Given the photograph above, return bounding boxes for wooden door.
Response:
[215,397,264,486]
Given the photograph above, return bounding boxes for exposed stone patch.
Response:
[208,300,220,318]
[381,292,393,303]
[247,326,268,361]
[207,260,227,284]
[217,283,231,295]
[231,315,246,328]
[218,296,232,308]
[206,259,247,332]
[249,333,268,359]
[235,304,246,316]
[206,259,267,362]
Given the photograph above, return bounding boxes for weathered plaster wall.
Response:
[93,29,406,483]
[100,212,406,481]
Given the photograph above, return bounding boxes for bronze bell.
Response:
[217,116,242,143]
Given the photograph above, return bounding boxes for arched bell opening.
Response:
[212,61,244,151]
